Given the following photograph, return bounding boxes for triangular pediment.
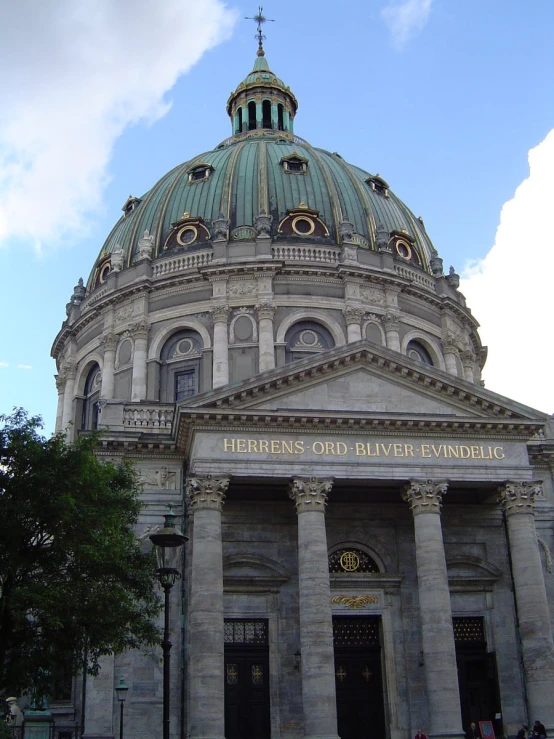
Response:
[181,340,546,424]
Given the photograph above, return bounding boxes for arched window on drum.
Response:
[406,340,434,366]
[159,330,204,402]
[82,364,101,430]
[284,321,334,363]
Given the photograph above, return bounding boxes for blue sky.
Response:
[1,0,553,433]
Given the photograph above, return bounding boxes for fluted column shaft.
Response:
[212,306,230,388]
[403,480,463,739]
[100,332,116,400]
[289,477,339,739]
[256,303,276,372]
[187,475,230,739]
[499,481,554,729]
[131,322,148,402]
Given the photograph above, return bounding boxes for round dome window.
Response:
[177,226,198,246]
[292,216,315,236]
[395,240,412,261]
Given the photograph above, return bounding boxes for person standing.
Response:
[415,729,429,739]
[466,722,480,739]
[533,721,546,739]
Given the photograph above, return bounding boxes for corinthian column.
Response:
[442,334,460,377]
[289,477,339,739]
[343,306,363,343]
[55,374,65,433]
[384,312,401,352]
[100,332,117,400]
[212,306,230,388]
[61,361,76,435]
[187,475,230,739]
[403,480,463,739]
[498,481,554,729]
[130,320,149,401]
[460,349,475,383]
[256,302,276,372]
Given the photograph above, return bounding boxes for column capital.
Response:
[383,312,400,331]
[61,360,77,380]
[403,479,448,514]
[255,301,276,320]
[130,319,149,339]
[289,476,333,513]
[212,305,231,323]
[498,480,543,516]
[460,348,475,366]
[342,305,364,325]
[100,331,117,351]
[187,474,230,511]
[55,374,64,393]
[442,332,460,355]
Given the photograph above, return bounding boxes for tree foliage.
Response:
[0,409,161,700]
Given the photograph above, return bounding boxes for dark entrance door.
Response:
[224,620,270,739]
[453,618,502,736]
[333,616,386,739]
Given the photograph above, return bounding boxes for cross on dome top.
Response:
[245,5,275,56]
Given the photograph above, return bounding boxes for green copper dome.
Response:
[88,52,438,287]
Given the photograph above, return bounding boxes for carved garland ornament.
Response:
[187,475,230,511]
[332,595,379,608]
[403,479,448,514]
[289,477,333,513]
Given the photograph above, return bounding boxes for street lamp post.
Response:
[115,677,128,739]
[149,505,187,739]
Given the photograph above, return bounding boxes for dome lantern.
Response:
[227,11,297,136]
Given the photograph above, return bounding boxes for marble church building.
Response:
[51,37,554,739]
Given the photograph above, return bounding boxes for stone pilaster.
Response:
[343,306,364,343]
[384,312,401,353]
[289,477,339,739]
[212,306,230,388]
[256,302,276,372]
[60,360,76,436]
[187,475,230,739]
[498,481,554,729]
[130,320,149,402]
[403,480,464,739]
[54,374,65,433]
[100,332,117,400]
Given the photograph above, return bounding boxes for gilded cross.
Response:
[336,666,347,682]
[245,6,275,55]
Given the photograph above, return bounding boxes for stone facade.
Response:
[50,44,554,739]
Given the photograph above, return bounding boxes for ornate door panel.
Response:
[333,617,386,739]
[224,619,270,739]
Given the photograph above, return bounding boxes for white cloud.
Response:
[17,365,33,370]
[381,0,433,50]
[0,362,8,368]
[461,128,554,414]
[0,0,236,251]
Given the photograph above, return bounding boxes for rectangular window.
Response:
[175,370,196,401]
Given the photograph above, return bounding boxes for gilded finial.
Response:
[245,6,275,56]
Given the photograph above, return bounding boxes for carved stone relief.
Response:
[138,467,177,490]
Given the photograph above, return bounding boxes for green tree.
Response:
[0,409,161,700]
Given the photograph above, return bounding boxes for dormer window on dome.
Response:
[278,203,329,238]
[366,175,389,198]
[121,195,142,216]
[187,163,214,184]
[280,153,308,175]
[164,213,211,251]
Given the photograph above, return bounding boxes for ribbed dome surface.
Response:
[90,131,436,282]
